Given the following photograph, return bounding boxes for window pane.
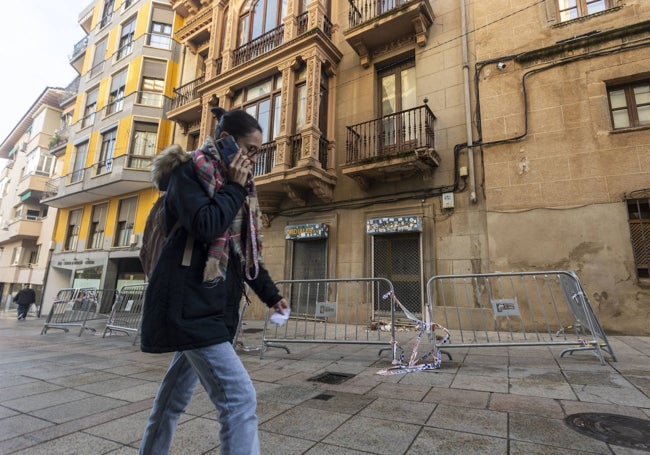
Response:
[586,0,607,15]
[612,109,630,129]
[239,16,249,46]
[273,93,282,139]
[637,105,650,125]
[246,79,272,101]
[401,67,417,110]
[245,104,257,118]
[557,0,577,9]
[609,89,627,109]
[258,99,271,142]
[294,84,307,133]
[265,0,278,31]
[71,143,88,182]
[252,0,264,37]
[559,9,578,21]
[381,74,396,116]
[633,84,650,104]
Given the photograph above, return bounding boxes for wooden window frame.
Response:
[555,0,613,22]
[607,78,650,130]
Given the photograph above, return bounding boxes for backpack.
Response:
[140,194,192,279]
[140,195,170,279]
[140,145,194,279]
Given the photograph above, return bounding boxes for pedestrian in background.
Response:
[14,284,36,320]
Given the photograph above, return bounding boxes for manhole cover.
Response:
[308,372,355,384]
[565,413,650,451]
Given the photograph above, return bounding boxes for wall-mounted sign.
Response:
[284,223,328,240]
[491,298,521,319]
[366,216,422,234]
[315,301,337,318]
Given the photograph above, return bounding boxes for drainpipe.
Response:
[460,0,477,203]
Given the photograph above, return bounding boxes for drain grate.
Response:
[565,413,650,451]
[308,372,355,385]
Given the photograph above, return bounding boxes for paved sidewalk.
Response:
[0,313,648,454]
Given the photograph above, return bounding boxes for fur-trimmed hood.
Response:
[151,144,191,191]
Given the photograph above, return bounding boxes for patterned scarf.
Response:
[191,137,262,283]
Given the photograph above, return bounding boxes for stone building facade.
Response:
[166,0,649,334]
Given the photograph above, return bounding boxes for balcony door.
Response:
[378,59,416,153]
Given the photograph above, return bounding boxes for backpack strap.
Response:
[169,220,194,267]
[182,233,194,267]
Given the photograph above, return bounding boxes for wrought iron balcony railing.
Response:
[289,134,329,168]
[297,12,309,35]
[252,142,277,177]
[70,36,88,61]
[345,104,435,163]
[232,25,285,67]
[171,75,205,110]
[296,12,333,38]
[348,0,408,27]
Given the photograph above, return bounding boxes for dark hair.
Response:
[211,107,262,139]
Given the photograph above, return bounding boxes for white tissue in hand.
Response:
[270,308,290,326]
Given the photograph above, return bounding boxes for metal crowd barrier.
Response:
[102,284,147,345]
[426,271,616,364]
[41,288,103,336]
[261,278,396,359]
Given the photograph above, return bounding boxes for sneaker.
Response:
[17,315,25,320]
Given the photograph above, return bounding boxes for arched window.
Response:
[238,0,288,46]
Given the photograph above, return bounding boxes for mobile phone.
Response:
[215,135,239,166]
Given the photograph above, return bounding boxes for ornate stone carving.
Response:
[260,213,274,228]
[309,179,334,202]
[283,183,308,206]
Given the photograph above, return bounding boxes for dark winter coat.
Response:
[140,145,282,354]
[14,288,36,306]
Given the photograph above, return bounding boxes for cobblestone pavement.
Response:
[0,314,648,454]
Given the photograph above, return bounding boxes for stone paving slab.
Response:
[0,314,649,454]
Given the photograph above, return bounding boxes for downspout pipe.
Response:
[460,0,477,203]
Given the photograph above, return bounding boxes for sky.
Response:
[0,0,93,143]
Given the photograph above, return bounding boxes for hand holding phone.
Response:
[215,135,239,166]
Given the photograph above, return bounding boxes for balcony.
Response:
[41,154,153,209]
[16,172,50,200]
[49,126,70,155]
[232,25,285,67]
[166,75,204,131]
[253,133,336,213]
[175,5,212,53]
[342,104,439,188]
[344,0,434,67]
[78,2,94,33]
[170,0,203,19]
[0,217,42,244]
[69,36,88,74]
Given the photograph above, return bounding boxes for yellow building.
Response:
[165,0,650,334]
[41,0,182,312]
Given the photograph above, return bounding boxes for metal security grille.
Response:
[373,233,422,315]
[627,191,650,278]
[291,239,327,315]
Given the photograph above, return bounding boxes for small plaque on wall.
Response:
[284,223,328,240]
[366,216,422,234]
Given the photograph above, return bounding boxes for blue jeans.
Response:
[139,342,260,455]
[17,304,30,319]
